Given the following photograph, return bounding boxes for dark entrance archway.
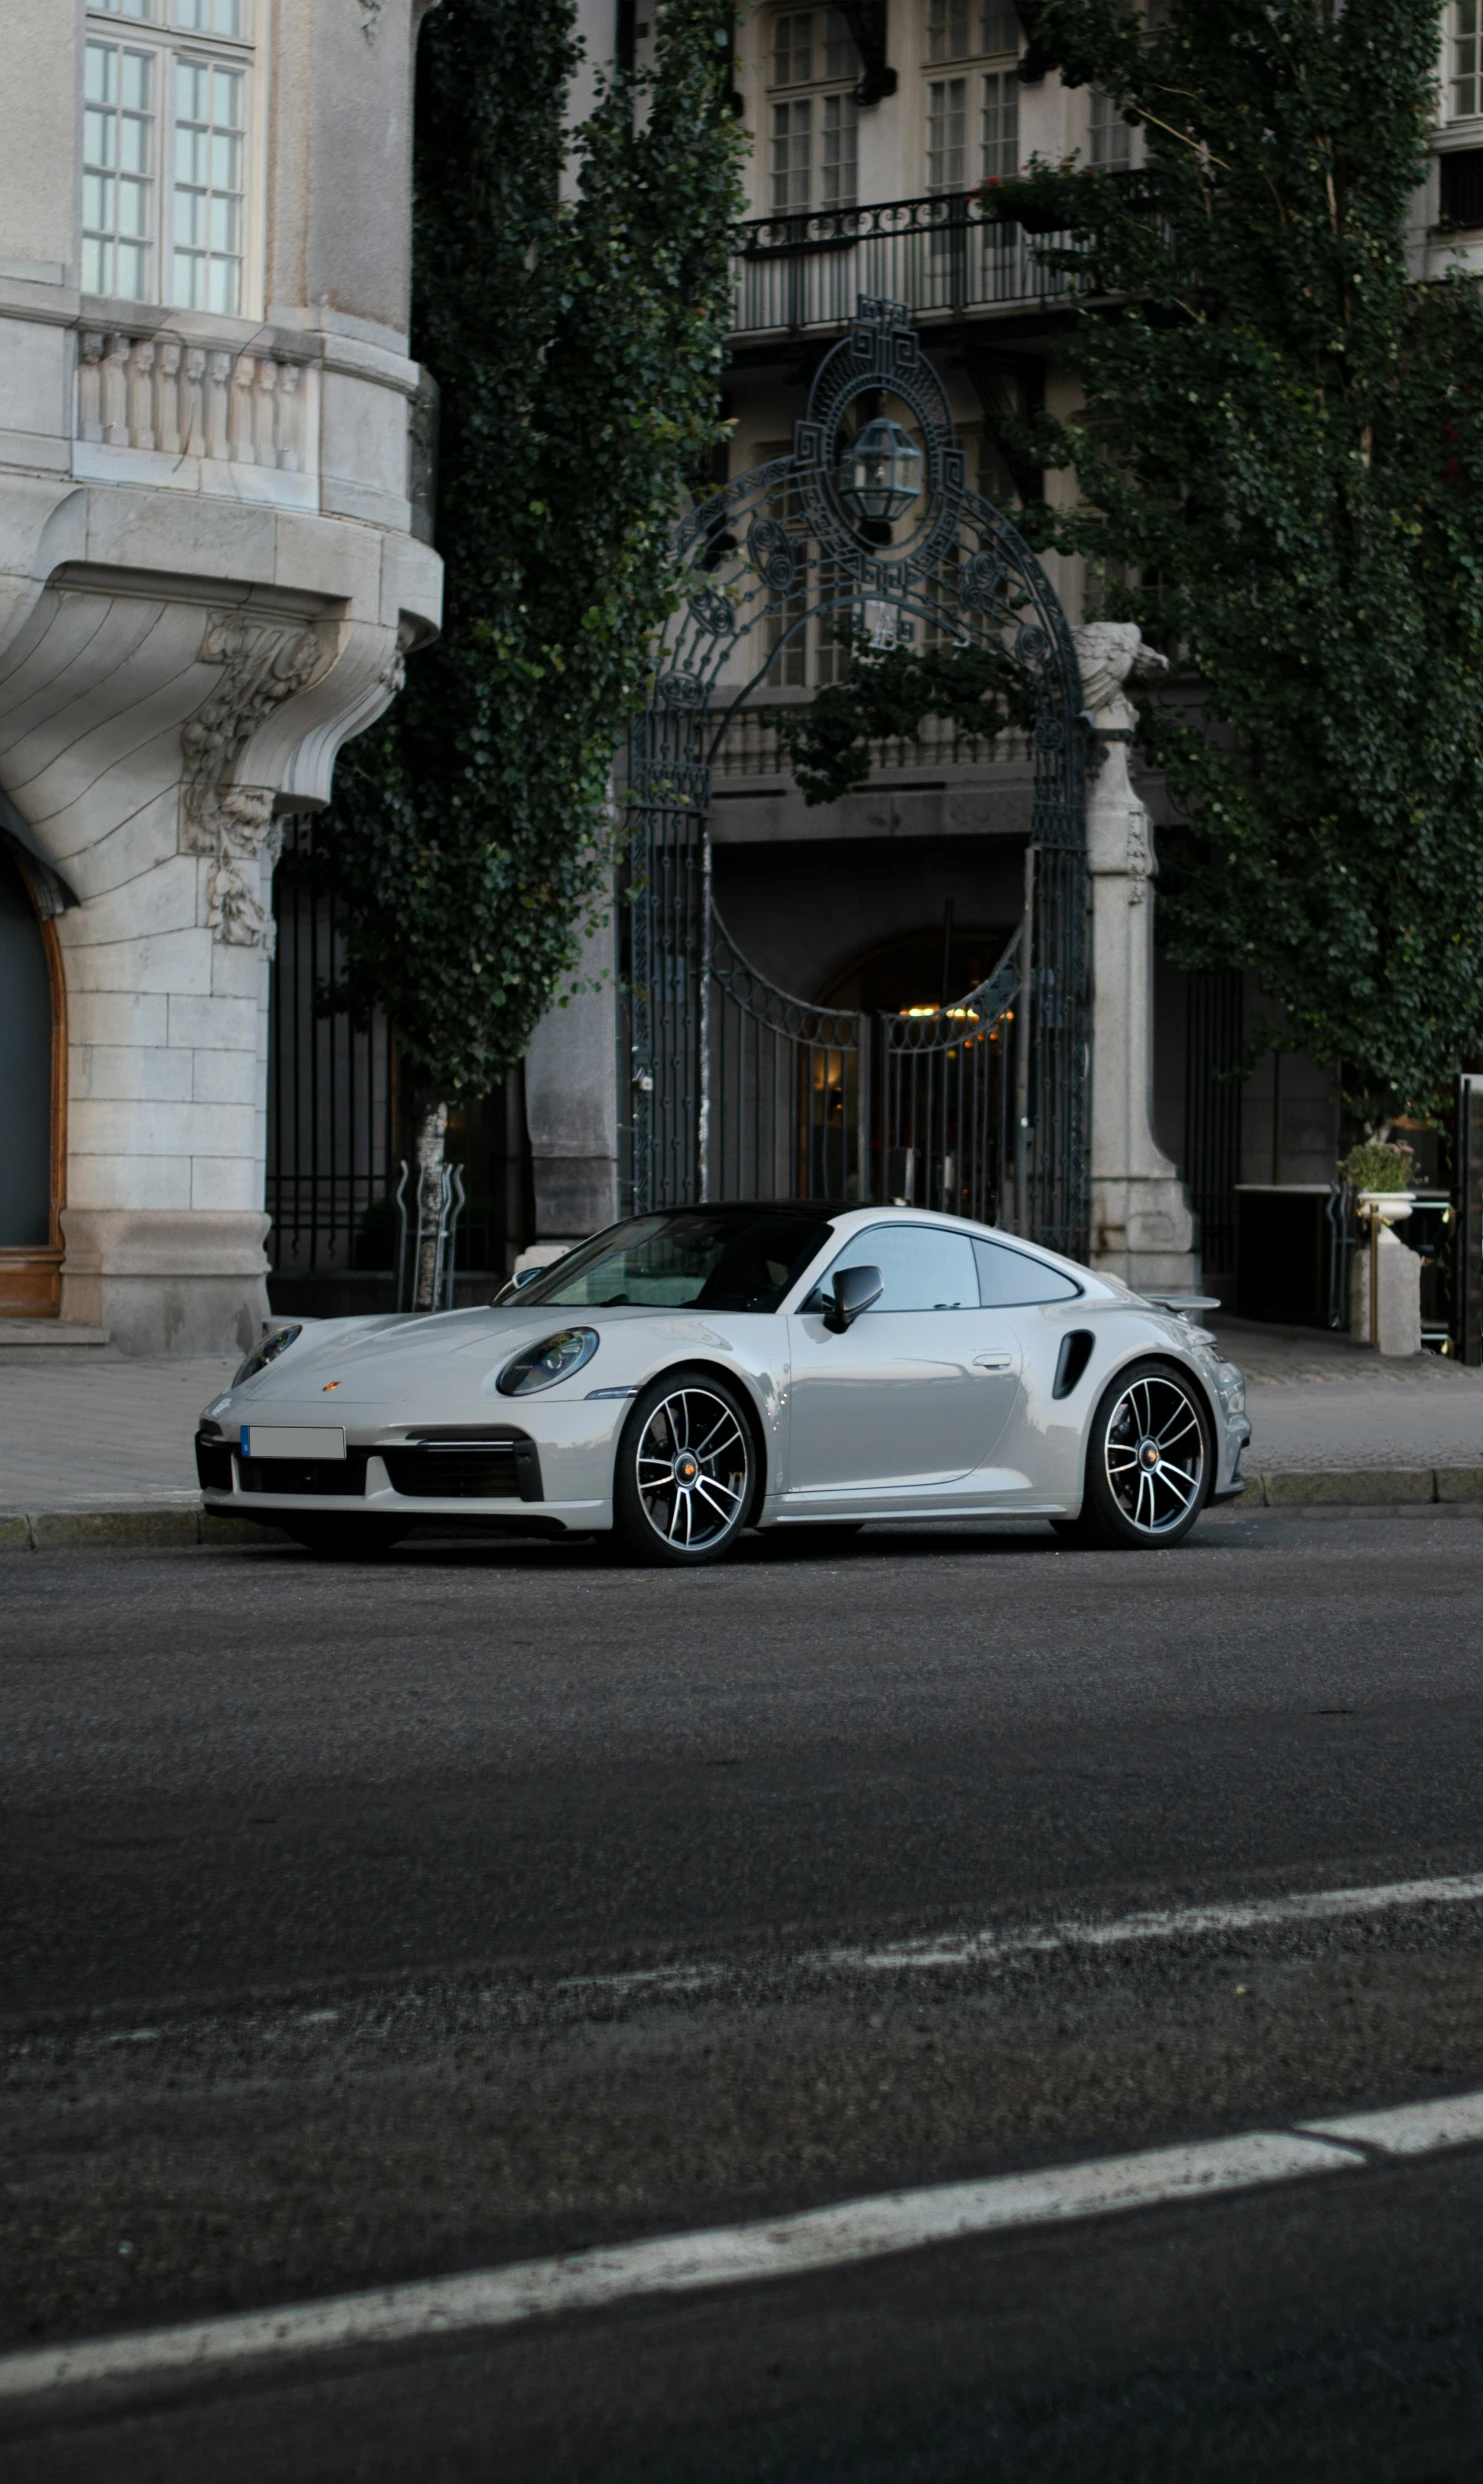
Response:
[623,297,1087,1255]
[0,836,64,1315]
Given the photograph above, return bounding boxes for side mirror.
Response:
[823,1264,883,1333]
[491,1266,546,1306]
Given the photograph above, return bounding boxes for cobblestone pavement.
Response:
[1,1317,1482,1516]
[1209,1316,1483,1471]
[0,1349,236,1514]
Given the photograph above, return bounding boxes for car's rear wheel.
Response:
[280,1517,411,1560]
[612,1369,755,1566]
[1058,1359,1211,1550]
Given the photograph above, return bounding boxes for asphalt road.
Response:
[7,1511,1483,2478]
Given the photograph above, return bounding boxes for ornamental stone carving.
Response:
[1073,620,1168,737]
[1069,622,1195,1288]
[1071,621,1168,900]
[380,614,416,703]
[205,788,281,952]
[181,612,323,951]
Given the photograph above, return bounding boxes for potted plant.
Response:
[1343,1136,1416,1225]
[977,157,1083,235]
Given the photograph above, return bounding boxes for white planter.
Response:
[1356,1190,1415,1227]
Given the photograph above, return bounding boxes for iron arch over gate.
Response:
[622,297,1088,1257]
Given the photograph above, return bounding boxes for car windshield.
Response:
[513,1210,836,1314]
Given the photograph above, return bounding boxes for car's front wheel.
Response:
[612,1369,755,1566]
[1057,1359,1212,1550]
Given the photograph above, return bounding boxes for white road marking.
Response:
[0,2130,1361,2401]
[1302,2090,1483,2157]
[10,1879,1483,2402]
[557,1870,1483,2002]
[813,1870,1483,1976]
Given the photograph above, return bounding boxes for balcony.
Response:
[728,192,1087,343]
[709,703,1033,781]
[74,316,320,513]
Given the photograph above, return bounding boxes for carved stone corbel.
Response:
[204,787,281,952]
[180,610,323,950]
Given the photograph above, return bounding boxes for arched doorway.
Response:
[623,296,1088,1255]
[816,924,1018,1015]
[0,838,64,1316]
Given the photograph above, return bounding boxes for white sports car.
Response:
[195,1204,1251,1564]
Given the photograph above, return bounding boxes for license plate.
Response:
[240,1427,346,1460]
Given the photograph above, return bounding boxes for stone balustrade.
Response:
[74,327,318,508]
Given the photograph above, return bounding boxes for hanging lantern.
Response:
[835,417,923,524]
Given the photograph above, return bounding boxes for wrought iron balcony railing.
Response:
[708,705,1035,780]
[728,191,1087,339]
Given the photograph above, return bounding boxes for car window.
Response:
[973,1236,1082,1305]
[815,1223,979,1312]
[523,1209,835,1313]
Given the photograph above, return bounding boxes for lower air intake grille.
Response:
[239,1453,371,1497]
[382,1432,542,1502]
[195,1433,233,1491]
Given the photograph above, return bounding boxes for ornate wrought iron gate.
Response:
[622,297,1087,1256]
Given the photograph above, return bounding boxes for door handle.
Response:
[972,1351,1013,1370]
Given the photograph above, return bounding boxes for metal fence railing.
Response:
[267,823,528,1304]
[729,193,1089,337]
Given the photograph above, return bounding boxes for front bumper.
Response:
[1207,1407,1252,1503]
[196,1400,622,1531]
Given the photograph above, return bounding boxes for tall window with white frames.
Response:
[924,2,1020,191]
[1456,1,1482,118]
[1088,87,1132,169]
[83,1,253,314]
[768,8,858,213]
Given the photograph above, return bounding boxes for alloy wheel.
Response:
[633,1385,750,1553]
[1102,1372,1206,1537]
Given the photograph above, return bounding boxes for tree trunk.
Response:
[412,1091,448,1313]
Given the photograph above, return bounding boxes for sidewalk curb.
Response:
[1251,1467,1483,1508]
[2,1474,1483,1549]
[0,1510,293,1551]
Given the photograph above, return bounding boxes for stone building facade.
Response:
[0,0,442,1350]
[519,2,1478,1307]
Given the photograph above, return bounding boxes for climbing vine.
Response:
[786,3,1483,1115]
[309,0,743,1226]
[996,0,1483,1114]
[776,635,1034,803]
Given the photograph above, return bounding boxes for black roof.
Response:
[646,1201,851,1218]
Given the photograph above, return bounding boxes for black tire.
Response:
[612,1368,756,1567]
[1069,1359,1212,1550]
[280,1517,411,1560]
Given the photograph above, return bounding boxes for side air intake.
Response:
[1052,1330,1095,1401]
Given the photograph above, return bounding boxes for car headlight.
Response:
[496,1328,599,1396]
[232,1324,303,1388]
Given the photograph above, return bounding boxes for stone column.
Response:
[1071,622,1197,1294]
[522,900,619,1248]
[1350,1219,1423,1357]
